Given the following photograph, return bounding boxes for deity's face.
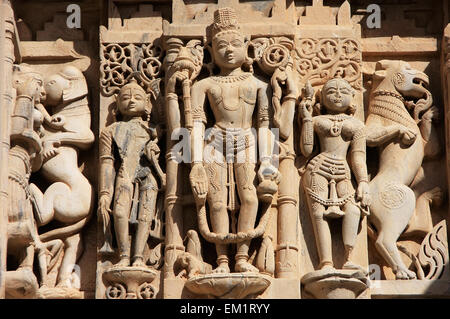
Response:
[44,74,69,106]
[116,84,148,117]
[212,31,247,71]
[321,79,354,114]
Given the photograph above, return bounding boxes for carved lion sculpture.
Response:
[366,60,442,279]
[173,230,212,279]
[174,252,213,279]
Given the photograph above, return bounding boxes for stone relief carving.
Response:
[294,38,362,90]
[98,79,165,299]
[252,36,300,278]
[6,64,93,299]
[2,0,450,300]
[365,60,446,280]
[6,65,50,298]
[163,37,204,281]
[100,43,163,97]
[165,7,280,298]
[298,77,371,298]
[28,66,94,297]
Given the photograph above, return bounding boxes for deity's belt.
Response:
[204,126,257,216]
[305,153,354,211]
[204,125,256,163]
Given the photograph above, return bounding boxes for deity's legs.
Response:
[303,170,333,269]
[205,161,230,273]
[234,162,259,273]
[132,174,158,267]
[112,175,133,266]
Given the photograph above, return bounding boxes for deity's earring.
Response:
[348,104,357,115]
[244,56,254,73]
[144,101,152,122]
[205,44,215,76]
[112,94,119,119]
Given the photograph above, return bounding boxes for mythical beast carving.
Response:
[366,60,442,279]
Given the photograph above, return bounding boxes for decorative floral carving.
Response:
[294,38,362,89]
[100,43,163,96]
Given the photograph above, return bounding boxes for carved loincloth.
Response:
[305,153,355,210]
[204,125,257,216]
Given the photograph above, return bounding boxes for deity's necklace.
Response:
[324,114,350,137]
[211,73,252,111]
[210,72,251,84]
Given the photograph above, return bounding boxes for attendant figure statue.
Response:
[299,78,371,271]
[98,79,165,267]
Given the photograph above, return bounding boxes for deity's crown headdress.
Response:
[119,78,146,96]
[211,7,242,40]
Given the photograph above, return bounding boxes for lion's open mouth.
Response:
[413,77,429,90]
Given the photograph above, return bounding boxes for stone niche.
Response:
[0,0,449,299]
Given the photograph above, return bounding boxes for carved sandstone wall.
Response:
[0,0,449,299]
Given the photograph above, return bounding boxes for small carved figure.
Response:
[299,78,371,271]
[98,79,165,267]
[185,7,280,274]
[173,230,213,279]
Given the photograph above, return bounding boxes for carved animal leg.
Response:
[37,249,48,287]
[37,239,64,287]
[29,183,56,226]
[234,163,259,273]
[341,202,363,270]
[375,228,416,279]
[370,181,417,279]
[404,187,442,237]
[56,233,83,288]
[206,162,230,274]
[132,177,158,267]
[113,182,133,266]
[30,181,91,226]
[51,178,92,224]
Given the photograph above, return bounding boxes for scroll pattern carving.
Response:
[417,220,448,280]
[294,38,362,89]
[100,43,163,96]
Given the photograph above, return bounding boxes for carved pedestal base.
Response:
[103,266,157,299]
[37,287,83,299]
[301,269,369,299]
[185,273,272,299]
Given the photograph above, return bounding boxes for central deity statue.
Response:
[187,7,280,274]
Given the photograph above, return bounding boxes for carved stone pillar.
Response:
[0,0,16,299]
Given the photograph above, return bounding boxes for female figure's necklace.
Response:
[324,114,349,137]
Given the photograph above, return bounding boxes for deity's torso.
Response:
[314,114,362,159]
[110,119,152,180]
[204,73,258,129]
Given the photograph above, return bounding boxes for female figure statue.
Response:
[299,78,371,271]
